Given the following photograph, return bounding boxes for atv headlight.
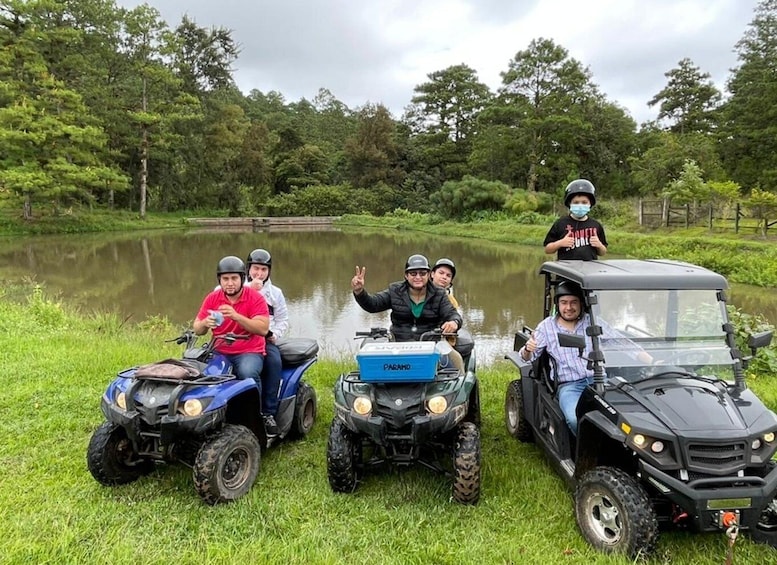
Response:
[116,392,126,410]
[427,395,448,415]
[353,396,372,416]
[182,398,204,417]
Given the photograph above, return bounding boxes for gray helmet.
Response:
[216,255,246,284]
[404,254,431,272]
[246,248,272,277]
[564,179,596,207]
[432,258,456,279]
[554,281,584,306]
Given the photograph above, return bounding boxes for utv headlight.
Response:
[764,432,775,443]
[353,396,372,416]
[427,396,448,415]
[650,441,665,454]
[116,392,127,410]
[182,398,204,417]
[633,434,647,448]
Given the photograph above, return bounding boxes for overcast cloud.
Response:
[118,0,758,124]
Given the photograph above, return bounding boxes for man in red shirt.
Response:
[193,256,270,387]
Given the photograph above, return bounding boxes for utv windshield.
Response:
[589,288,734,378]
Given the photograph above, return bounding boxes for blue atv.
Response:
[87,330,318,505]
[327,328,481,504]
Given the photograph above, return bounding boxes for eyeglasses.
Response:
[406,270,429,277]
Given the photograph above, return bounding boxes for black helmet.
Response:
[432,258,456,279]
[564,179,596,207]
[246,248,272,277]
[216,255,246,284]
[554,281,584,305]
[405,254,431,272]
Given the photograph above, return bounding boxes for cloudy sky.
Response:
[119,0,758,124]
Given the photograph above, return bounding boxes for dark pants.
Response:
[261,342,282,416]
[224,353,264,395]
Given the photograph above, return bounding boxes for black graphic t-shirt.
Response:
[543,216,608,261]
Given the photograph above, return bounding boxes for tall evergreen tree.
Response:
[0,0,128,220]
[648,58,722,134]
[474,38,599,193]
[719,0,777,191]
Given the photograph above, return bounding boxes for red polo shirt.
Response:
[197,286,269,355]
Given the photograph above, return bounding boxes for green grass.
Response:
[0,292,777,565]
[1,292,777,564]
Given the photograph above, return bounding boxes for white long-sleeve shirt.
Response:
[260,279,289,338]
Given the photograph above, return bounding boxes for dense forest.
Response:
[2,0,777,222]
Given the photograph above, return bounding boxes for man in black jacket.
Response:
[351,254,462,342]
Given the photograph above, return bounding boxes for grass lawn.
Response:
[1,293,776,564]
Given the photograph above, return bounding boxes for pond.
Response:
[2,226,775,365]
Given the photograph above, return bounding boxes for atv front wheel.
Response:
[505,379,533,442]
[751,497,777,548]
[193,424,260,505]
[291,382,317,438]
[452,421,481,504]
[326,418,360,493]
[87,422,153,485]
[575,466,658,558]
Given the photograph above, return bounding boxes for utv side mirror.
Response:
[558,332,586,356]
[513,326,533,351]
[748,330,773,356]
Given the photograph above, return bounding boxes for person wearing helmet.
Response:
[430,257,477,369]
[543,179,608,261]
[193,256,270,387]
[431,258,459,310]
[351,254,464,372]
[519,281,650,435]
[245,248,288,436]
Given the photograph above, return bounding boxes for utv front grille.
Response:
[687,442,746,474]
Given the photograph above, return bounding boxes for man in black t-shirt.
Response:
[543,179,608,261]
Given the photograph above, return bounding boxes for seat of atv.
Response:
[276,337,319,365]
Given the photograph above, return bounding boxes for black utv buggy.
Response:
[327,328,481,504]
[505,259,777,558]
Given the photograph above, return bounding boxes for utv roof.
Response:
[539,259,729,291]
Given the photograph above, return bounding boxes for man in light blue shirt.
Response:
[519,281,651,435]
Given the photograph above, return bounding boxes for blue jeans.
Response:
[557,376,594,435]
[224,353,264,394]
[261,342,282,416]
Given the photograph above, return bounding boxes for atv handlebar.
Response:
[168,330,249,351]
[354,327,458,341]
[419,328,458,342]
[355,327,390,339]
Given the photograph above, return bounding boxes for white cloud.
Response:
[117,0,757,123]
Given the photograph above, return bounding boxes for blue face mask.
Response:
[570,204,590,218]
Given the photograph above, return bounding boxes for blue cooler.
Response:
[357,341,440,383]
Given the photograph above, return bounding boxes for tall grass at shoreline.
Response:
[1,291,776,564]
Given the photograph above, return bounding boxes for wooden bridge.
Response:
[186,216,340,231]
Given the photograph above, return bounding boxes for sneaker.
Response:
[263,414,279,436]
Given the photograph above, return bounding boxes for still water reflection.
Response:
[2,227,775,365]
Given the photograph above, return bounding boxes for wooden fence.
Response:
[638,200,777,235]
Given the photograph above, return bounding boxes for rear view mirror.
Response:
[558,332,586,352]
